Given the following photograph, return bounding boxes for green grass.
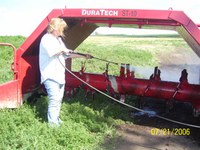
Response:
[0,35,191,149]
[0,36,25,84]
[0,91,134,149]
[73,36,190,75]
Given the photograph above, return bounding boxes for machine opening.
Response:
[72,27,200,84]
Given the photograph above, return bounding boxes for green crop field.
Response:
[0,36,25,84]
[0,35,191,149]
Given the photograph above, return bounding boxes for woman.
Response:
[39,18,91,126]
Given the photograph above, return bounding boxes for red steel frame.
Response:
[0,8,200,115]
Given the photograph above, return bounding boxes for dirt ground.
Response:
[111,103,200,150]
[114,123,200,150]
[105,47,200,150]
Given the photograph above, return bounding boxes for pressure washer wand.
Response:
[92,57,119,65]
[69,51,120,65]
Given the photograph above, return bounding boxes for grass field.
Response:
[0,36,25,84]
[73,35,189,74]
[0,35,190,149]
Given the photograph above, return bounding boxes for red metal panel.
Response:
[185,21,200,45]
[19,56,40,93]
[62,9,173,19]
[0,80,21,108]
[169,11,190,25]
[170,11,200,46]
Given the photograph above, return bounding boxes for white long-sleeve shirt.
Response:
[39,33,66,84]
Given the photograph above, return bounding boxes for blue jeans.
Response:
[43,79,65,126]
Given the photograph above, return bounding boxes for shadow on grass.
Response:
[27,93,49,123]
[62,89,136,123]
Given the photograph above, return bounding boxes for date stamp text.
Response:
[150,128,190,136]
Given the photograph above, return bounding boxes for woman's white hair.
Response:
[47,18,67,36]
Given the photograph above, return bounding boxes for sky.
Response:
[0,0,200,36]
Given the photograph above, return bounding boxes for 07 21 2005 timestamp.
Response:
[150,128,190,136]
